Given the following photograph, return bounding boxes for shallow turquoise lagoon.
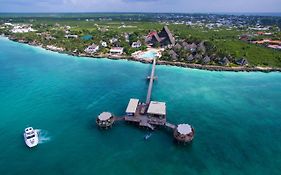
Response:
[0,37,281,175]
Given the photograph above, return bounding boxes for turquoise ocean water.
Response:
[0,37,281,175]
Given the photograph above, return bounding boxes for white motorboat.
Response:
[23,127,39,148]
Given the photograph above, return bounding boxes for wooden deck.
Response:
[113,116,125,121]
[165,122,176,130]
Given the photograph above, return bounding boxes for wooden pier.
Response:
[146,57,157,104]
[96,57,194,144]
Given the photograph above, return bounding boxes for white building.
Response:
[65,34,78,39]
[125,99,139,116]
[46,45,64,52]
[101,41,107,47]
[131,41,142,48]
[85,44,99,54]
[4,23,13,26]
[124,33,130,42]
[11,24,36,33]
[110,47,124,55]
[147,101,166,119]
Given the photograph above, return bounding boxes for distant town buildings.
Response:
[10,24,36,33]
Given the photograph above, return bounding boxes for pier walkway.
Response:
[96,52,195,143]
[146,58,157,104]
[165,122,176,130]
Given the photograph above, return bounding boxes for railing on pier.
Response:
[146,58,157,104]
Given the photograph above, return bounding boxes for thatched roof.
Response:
[190,43,197,49]
[219,57,230,66]
[159,26,176,46]
[182,42,189,47]
[152,33,161,43]
[174,43,182,50]
[194,54,202,60]
[236,58,249,66]
[186,54,194,62]
[202,56,210,64]
[169,50,178,56]
[197,42,206,53]
[168,50,178,60]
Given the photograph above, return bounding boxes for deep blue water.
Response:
[0,37,281,175]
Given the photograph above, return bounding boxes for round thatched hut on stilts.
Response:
[174,124,194,144]
[96,112,114,129]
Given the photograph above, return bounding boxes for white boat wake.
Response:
[35,129,51,144]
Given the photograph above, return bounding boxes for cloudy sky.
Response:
[0,0,280,13]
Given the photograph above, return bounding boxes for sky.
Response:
[0,0,280,13]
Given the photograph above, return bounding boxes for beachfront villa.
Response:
[146,26,175,47]
[84,44,99,54]
[46,45,64,52]
[110,47,124,55]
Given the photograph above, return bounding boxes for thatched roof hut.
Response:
[219,57,230,66]
[168,50,178,60]
[201,56,211,64]
[236,58,249,66]
[194,54,202,61]
[159,26,176,46]
[186,54,194,62]
[149,26,175,47]
[197,41,206,53]
[174,124,195,143]
[174,43,182,50]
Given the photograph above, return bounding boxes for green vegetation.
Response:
[1,19,280,67]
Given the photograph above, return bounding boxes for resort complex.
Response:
[1,14,280,71]
[96,57,195,144]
